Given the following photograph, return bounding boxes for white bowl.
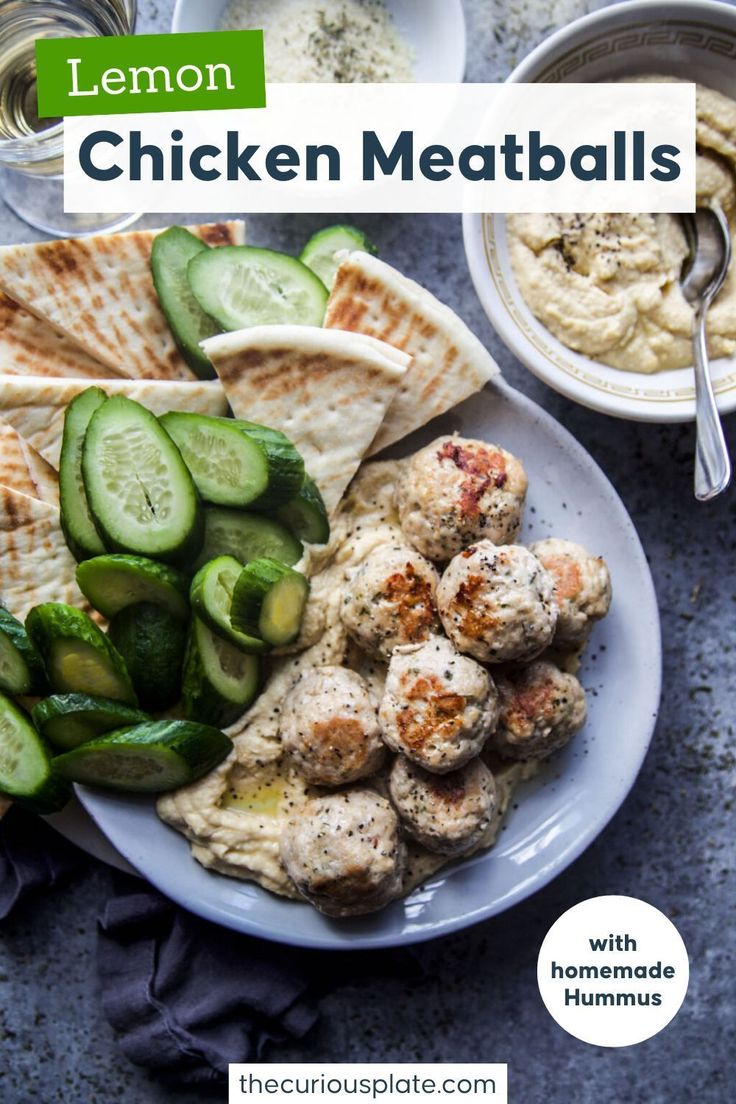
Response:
[463,0,736,423]
[172,0,466,83]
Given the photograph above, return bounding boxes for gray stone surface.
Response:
[1,1,735,1101]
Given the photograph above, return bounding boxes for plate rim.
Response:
[77,378,663,950]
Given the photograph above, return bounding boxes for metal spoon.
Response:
[680,206,732,501]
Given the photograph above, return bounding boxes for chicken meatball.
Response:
[529,538,612,647]
[279,666,385,786]
[379,635,499,772]
[396,435,528,561]
[341,544,440,660]
[389,755,498,855]
[437,542,557,663]
[489,660,587,760]
[280,790,405,917]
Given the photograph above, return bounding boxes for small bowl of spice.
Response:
[172,0,466,84]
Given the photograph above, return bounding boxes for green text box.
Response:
[36,30,265,117]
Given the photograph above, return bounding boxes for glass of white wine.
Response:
[0,0,138,236]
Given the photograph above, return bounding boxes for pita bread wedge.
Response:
[0,221,245,382]
[0,291,120,380]
[0,420,58,506]
[0,485,89,621]
[324,251,500,454]
[0,376,228,468]
[203,326,410,514]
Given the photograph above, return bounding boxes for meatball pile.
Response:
[279,434,611,917]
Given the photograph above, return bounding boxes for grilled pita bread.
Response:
[0,420,58,506]
[0,291,120,380]
[0,485,88,621]
[324,251,499,454]
[0,376,228,468]
[0,221,245,382]
[203,326,410,514]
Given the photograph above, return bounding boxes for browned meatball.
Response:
[280,790,405,917]
[488,660,587,760]
[396,435,528,561]
[389,755,498,855]
[279,666,385,786]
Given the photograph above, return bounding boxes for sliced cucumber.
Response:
[231,558,309,647]
[32,694,150,751]
[52,719,232,793]
[83,396,203,566]
[26,603,137,706]
[151,226,219,379]
[0,607,47,696]
[300,224,377,290]
[188,246,328,330]
[0,692,71,814]
[271,475,329,545]
[76,555,189,622]
[159,413,304,510]
[182,616,261,727]
[189,556,268,653]
[59,386,107,562]
[108,602,187,711]
[194,508,303,572]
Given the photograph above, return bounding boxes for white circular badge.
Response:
[537,895,689,1047]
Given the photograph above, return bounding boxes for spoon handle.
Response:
[692,304,732,501]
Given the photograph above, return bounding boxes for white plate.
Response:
[172,0,467,84]
[78,380,662,949]
[45,798,137,875]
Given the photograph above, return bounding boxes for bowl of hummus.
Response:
[463,0,736,422]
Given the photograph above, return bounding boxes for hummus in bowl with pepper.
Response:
[507,82,736,375]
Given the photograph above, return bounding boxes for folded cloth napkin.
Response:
[97,878,319,1085]
[1,811,421,1086]
[0,805,84,919]
[98,877,421,1086]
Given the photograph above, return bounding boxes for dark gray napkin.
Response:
[1,812,420,1086]
[97,880,319,1085]
[0,806,84,919]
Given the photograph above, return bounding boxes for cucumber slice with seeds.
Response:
[59,386,107,562]
[151,226,219,379]
[188,246,328,330]
[194,508,303,572]
[32,694,150,751]
[159,413,304,509]
[0,607,47,696]
[300,224,377,290]
[83,396,203,566]
[0,692,71,814]
[182,617,261,727]
[231,559,309,647]
[76,555,189,622]
[26,603,137,706]
[271,475,329,545]
[190,556,268,653]
[108,603,187,710]
[52,719,232,793]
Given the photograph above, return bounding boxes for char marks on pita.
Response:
[0,376,229,468]
[0,221,245,383]
[0,291,121,380]
[203,325,410,515]
[324,250,500,454]
[0,486,90,621]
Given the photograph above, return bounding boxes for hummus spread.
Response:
[508,82,736,374]
[157,460,536,901]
